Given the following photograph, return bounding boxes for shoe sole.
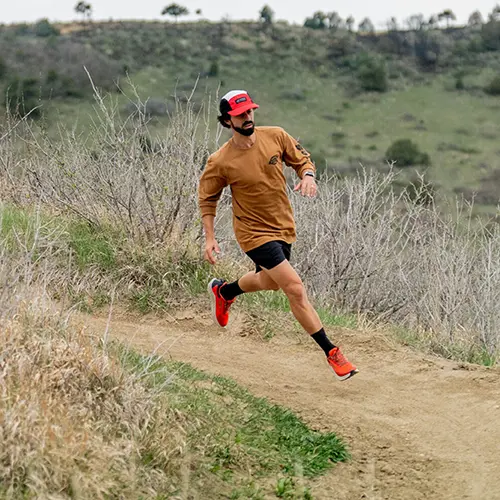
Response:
[332,368,359,381]
[208,278,227,328]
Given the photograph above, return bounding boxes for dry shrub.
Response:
[289,169,500,359]
[0,310,187,498]
[6,82,215,246]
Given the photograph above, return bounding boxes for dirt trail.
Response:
[83,309,500,500]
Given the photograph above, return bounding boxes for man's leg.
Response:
[260,260,320,333]
[219,267,280,302]
[261,260,358,380]
[209,270,279,327]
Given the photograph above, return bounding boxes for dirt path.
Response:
[82,309,500,500]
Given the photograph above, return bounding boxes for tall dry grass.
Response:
[0,205,192,498]
[1,88,499,361]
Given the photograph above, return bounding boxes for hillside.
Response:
[1,19,500,215]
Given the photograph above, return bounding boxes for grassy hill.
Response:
[1,19,500,216]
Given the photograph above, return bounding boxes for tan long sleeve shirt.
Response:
[198,126,315,252]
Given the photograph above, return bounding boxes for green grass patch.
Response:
[67,220,117,271]
[118,346,348,496]
[316,306,358,329]
[0,204,42,251]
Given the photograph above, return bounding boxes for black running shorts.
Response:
[245,240,292,273]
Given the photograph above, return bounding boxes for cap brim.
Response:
[228,103,259,116]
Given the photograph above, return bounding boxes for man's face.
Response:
[228,108,255,136]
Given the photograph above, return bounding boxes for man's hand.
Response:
[204,238,221,265]
[294,175,317,198]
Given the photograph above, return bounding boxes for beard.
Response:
[232,120,255,137]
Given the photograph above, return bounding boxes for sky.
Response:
[1,1,499,29]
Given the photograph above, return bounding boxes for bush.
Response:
[280,87,306,100]
[385,139,431,167]
[481,20,500,51]
[33,19,60,37]
[357,55,388,92]
[208,60,219,77]
[45,70,84,98]
[455,74,465,90]
[485,75,500,96]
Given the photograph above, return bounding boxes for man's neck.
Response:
[231,130,257,149]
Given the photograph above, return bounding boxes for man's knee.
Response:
[282,281,306,304]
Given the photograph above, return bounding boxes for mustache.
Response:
[243,121,254,127]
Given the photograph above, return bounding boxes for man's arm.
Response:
[198,156,227,264]
[280,129,317,198]
[202,215,220,264]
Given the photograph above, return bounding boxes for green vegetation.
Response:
[122,350,348,482]
[356,54,388,92]
[161,3,189,21]
[1,17,499,214]
[485,74,500,95]
[33,18,60,37]
[385,138,431,166]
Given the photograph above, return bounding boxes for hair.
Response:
[217,113,231,129]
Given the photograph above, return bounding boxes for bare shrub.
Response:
[290,169,500,359]
[7,81,217,246]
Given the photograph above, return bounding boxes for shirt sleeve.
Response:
[198,155,228,218]
[280,129,316,179]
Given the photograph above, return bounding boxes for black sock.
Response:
[311,328,336,356]
[219,280,245,301]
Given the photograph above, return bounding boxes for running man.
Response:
[198,90,358,381]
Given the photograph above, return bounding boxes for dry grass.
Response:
[0,210,185,498]
[0,311,184,499]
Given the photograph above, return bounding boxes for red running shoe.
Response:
[327,347,359,381]
[208,278,236,328]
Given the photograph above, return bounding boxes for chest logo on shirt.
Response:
[268,155,279,166]
[295,143,308,155]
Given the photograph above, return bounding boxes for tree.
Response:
[437,9,456,28]
[161,3,189,22]
[427,15,438,29]
[259,5,274,25]
[357,55,388,92]
[5,76,41,119]
[489,4,500,21]
[34,19,60,37]
[358,17,375,34]
[327,12,342,31]
[386,17,399,32]
[345,16,355,32]
[304,11,327,30]
[75,1,92,22]
[468,10,484,27]
[406,14,426,31]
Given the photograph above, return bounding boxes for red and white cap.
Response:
[219,90,259,116]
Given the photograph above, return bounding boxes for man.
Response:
[198,90,358,381]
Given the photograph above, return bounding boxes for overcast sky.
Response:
[2,1,498,28]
